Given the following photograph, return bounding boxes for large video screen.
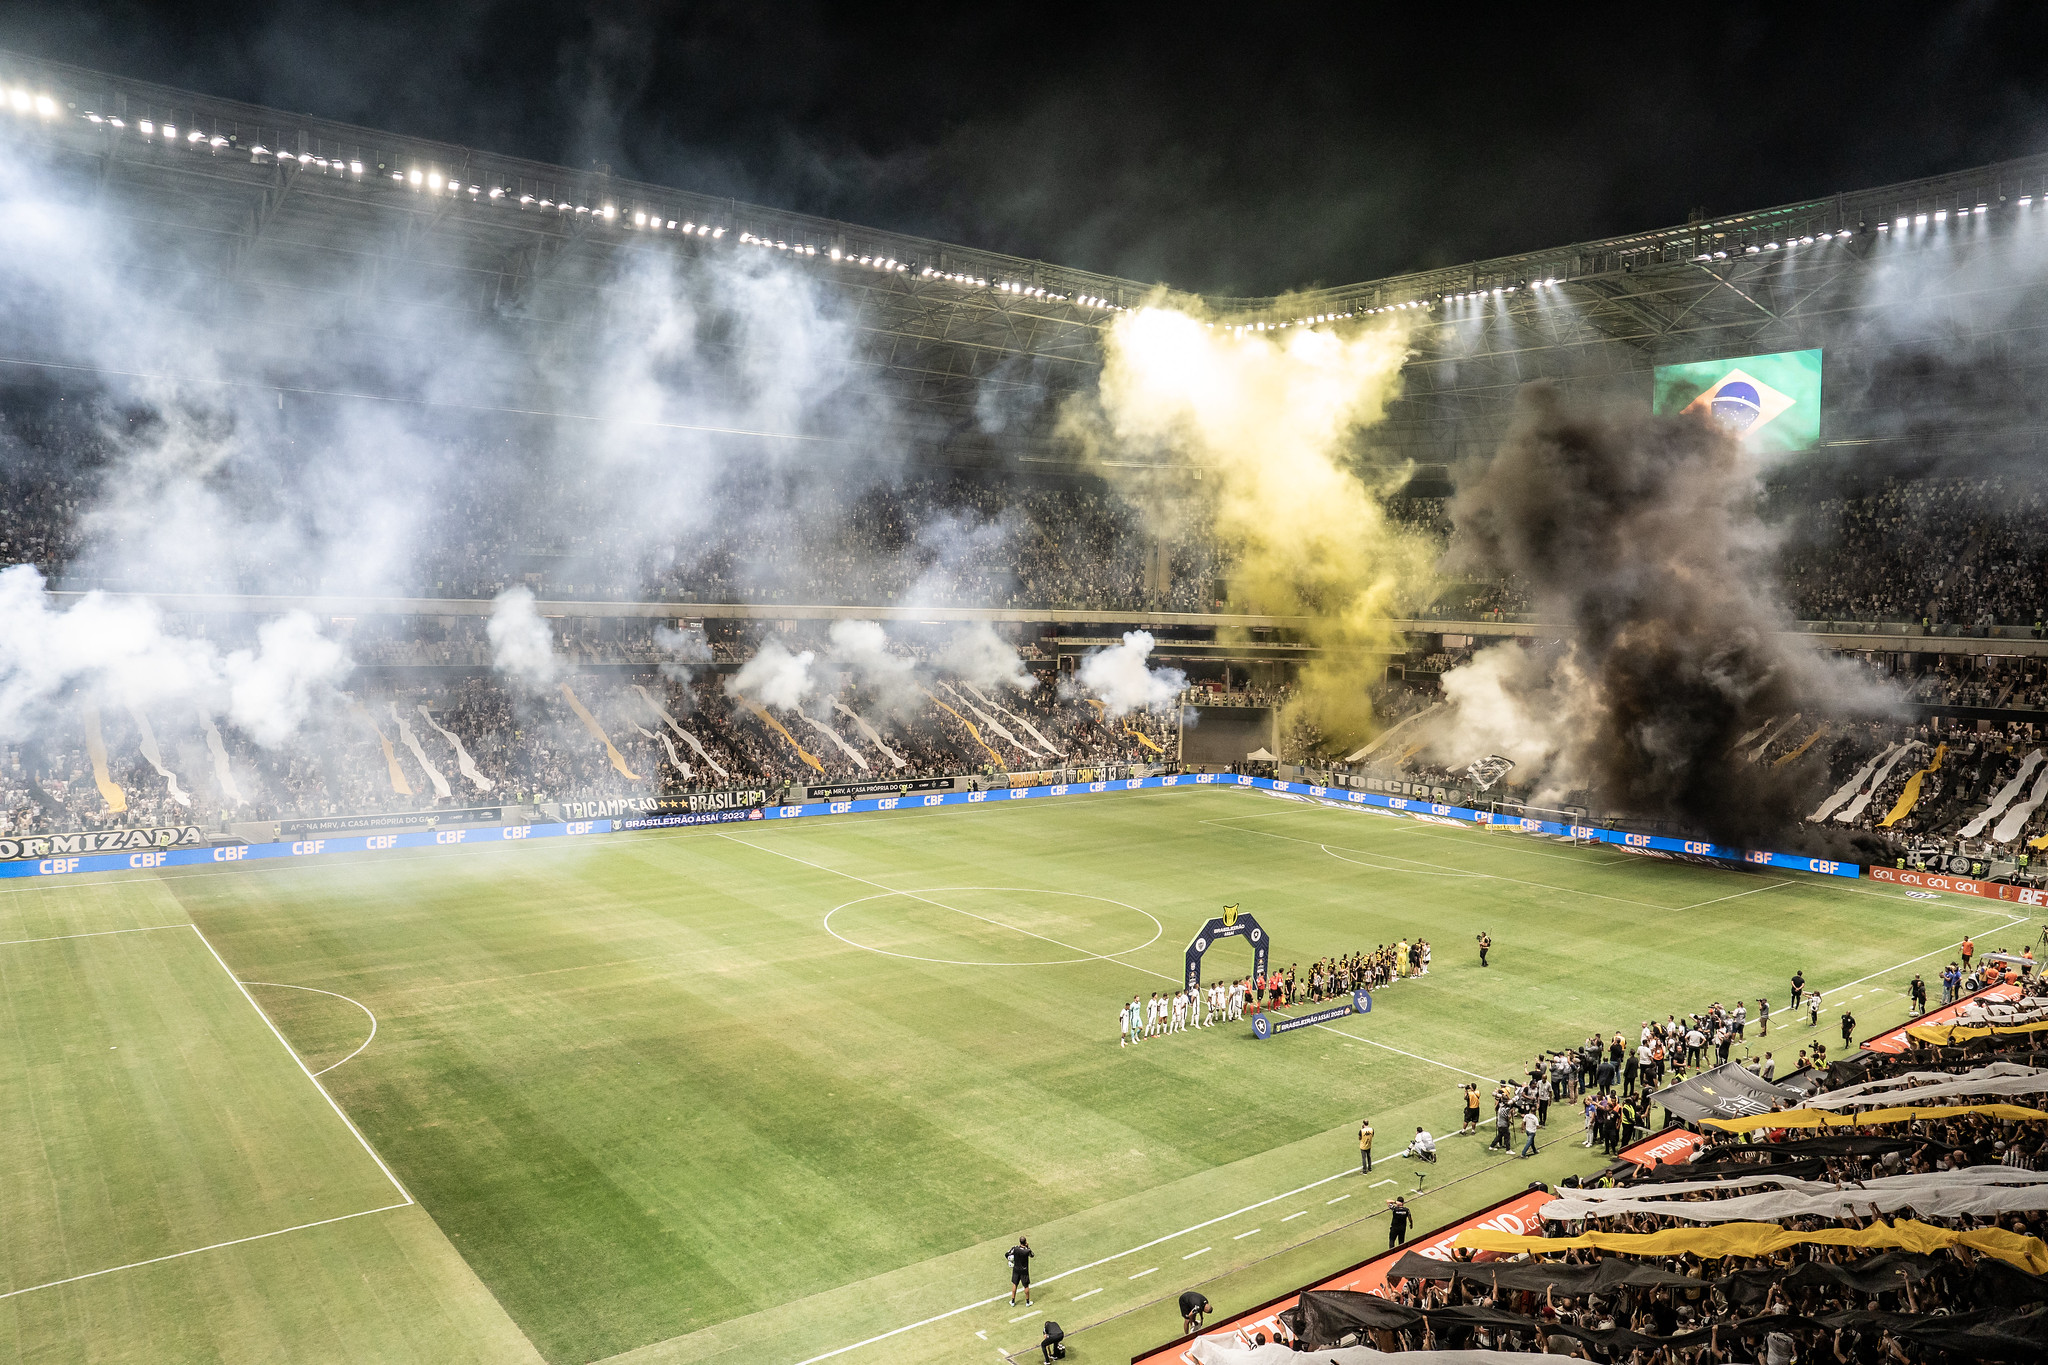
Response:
[1653,348,1823,453]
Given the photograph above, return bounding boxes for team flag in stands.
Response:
[197,710,244,804]
[1653,349,1823,453]
[127,702,191,807]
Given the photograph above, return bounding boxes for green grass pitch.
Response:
[0,786,2015,1364]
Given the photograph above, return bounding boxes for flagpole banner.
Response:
[632,684,730,779]
[417,705,496,792]
[354,703,415,797]
[81,704,129,815]
[391,704,452,799]
[197,710,244,804]
[127,702,192,808]
[1653,348,1824,453]
[831,700,907,769]
[560,682,641,780]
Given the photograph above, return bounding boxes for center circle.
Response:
[823,887,1163,967]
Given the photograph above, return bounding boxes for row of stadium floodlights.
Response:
[8,78,2047,334]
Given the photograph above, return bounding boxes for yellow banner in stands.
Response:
[1773,723,1828,767]
[742,701,824,774]
[81,704,128,814]
[925,690,1006,769]
[559,683,641,780]
[1879,743,1946,828]
[354,704,415,797]
[1702,1101,2048,1133]
[1455,1218,2048,1276]
[1126,726,1166,756]
[1909,1018,2048,1046]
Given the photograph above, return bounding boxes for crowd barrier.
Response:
[0,771,1862,881]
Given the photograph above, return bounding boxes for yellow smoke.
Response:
[1068,305,1436,751]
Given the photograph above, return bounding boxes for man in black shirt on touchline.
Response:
[1387,1196,1412,1247]
[1007,1235,1034,1306]
[1179,1290,1212,1334]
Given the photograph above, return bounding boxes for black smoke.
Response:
[1444,384,1896,842]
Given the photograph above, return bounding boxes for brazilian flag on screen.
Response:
[1652,349,1823,453]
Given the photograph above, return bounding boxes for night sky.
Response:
[4,2,2045,296]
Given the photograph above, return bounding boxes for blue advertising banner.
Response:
[0,771,1861,883]
[1267,1000,1359,1036]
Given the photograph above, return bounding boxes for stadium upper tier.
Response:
[6,50,2048,459]
[8,416,2048,648]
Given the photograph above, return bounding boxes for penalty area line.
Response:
[188,925,413,1205]
[0,1202,410,1301]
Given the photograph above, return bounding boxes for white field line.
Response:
[1071,1288,1103,1300]
[0,1203,410,1302]
[1326,1194,1351,1205]
[1232,1228,1261,1239]
[783,1165,1356,1365]
[717,835,1179,982]
[1280,1210,1308,1222]
[188,925,412,1204]
[1676,881,1794,911]
[240,981,379,1076]
[1007,1311,1036,1323]
[1128,1268,1157,1279]
[0,924,190,947]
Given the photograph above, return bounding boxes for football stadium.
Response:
[4,31,2048,1365]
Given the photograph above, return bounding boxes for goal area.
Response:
[1486,800,1596,846]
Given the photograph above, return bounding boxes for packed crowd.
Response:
[18,395,2048,633]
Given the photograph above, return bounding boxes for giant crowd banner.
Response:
[1130,1187,1556,1365]
[1653,349,1823,453]
[1649,1062,1810,1123]
[1858,981,2028,1054]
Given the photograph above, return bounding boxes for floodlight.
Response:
[411,170,425,186]
[9,89,31,112]
[34,95,55,117]
[350,161,363,175]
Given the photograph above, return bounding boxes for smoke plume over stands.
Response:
[1073,630,1183,719]
[1068,306,1436,747]
[1441,385,1896,840]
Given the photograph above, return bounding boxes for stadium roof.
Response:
[5,49,2048,457]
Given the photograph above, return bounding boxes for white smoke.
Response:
[826,619,921,713]
[1075,630,1184,717]
[0,564,350,748]
[654,623,713,687]
[726,638,817,710]
[486,587,561,688]
[938,621,1037,693]
[221,612,353,747]
[1433,646,1568,792]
